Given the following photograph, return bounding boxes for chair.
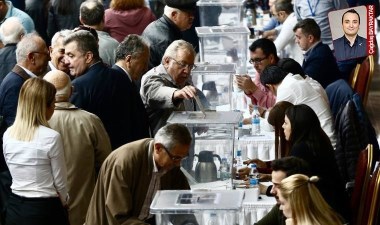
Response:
[366,162,380,225]
[349,55,374,106]
[350,144,373,225]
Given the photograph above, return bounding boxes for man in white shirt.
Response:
[260,64,337,148]
[272,0,303,64]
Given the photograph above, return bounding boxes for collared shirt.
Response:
[115,64,132,82]
[1,0,35,33]
[138,141,166,220]
[3,125,68,203]
[303,41,321,62]
[342,35,366,59]
[48,61,57,71]
[17,64,37,78]
[294,0,348,47]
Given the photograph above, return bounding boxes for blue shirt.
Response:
[333,35,367,61]
[2,1,35,33]
[294,0,348,47]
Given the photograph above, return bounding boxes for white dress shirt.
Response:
[3,125,68,204]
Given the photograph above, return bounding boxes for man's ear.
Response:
[307,34,315,43]
[154,143,163,153]
[85,51,94,64]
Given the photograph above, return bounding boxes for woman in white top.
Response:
[3,78,69,225]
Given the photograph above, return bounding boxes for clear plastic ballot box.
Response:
[150,190,244,225]
[197,0,243,26]
[196,26,250,73]
[166,111,242,190]
[191,63,235,111]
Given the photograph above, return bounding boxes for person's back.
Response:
[104,2,156,42]
[44,70,112,225]
[47,0,82,39]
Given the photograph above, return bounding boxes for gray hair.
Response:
[162,39,195,62]
[63,30,100,60]
[115,34,148,61]
[0,17,25,45]
[16,33,42,63]
[154,123,192,151]
[51,29,73,47]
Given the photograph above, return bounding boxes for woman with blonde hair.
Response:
[3,78,69,225]
[278,174,344,225]
[104,0,156,42]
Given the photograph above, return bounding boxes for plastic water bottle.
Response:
[207,213,219,225]
[249,178,260,201]
[235,149,244,169]
[249,163,259,179]
[220,157,230,180]
[251,105,261,135]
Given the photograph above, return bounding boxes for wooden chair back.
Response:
[351,144,373,225]
[349,55,374,106]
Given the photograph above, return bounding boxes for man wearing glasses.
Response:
[86,123,196,225]
[140,40,200,136]
[235,38,279,110]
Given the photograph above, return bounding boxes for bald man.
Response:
[44,70,112,225]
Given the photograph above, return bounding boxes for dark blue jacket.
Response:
[111,65,150,142]
[0,65,31,171]
[302,42,341,88]
[333,35,367,61]
[0,44,17,85]
[70,62,130,150]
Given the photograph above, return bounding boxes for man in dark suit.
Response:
[0,33,49,222]
[293,18,341,88]
[333,8,367,61]
[64,30,129,150]
[112,34,151,143]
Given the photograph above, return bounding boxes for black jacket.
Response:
[142,15,182,69]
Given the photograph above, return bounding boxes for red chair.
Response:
[349,55,374,106]
[366,162,380,225]
[351,144,373,225]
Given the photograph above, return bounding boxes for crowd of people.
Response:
[0,0,376,225]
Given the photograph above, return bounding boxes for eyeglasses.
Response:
[249,56,268,65]
[162,145,187,162]
[170,57,197,71]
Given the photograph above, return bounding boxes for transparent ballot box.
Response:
[166,111,242,190]
[150,190,244,225]
[191,63,235,111]
[197,0,243,26]
[196,26,250,73]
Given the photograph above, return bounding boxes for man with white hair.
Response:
[142,0,197,69]
[0,0,35,33]
[44,70,112,225]
[0,17,25,83]
[48,29,72,75]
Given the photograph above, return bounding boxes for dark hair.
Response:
[277,58,305,77]
[115,34,148,61]
[268,101,294,158]
[249,38,279,62]
[52,0,76,15]
[73,25,99,41]
[260,65,288,85]
[341,9,360,24]
[271,156,310,177]
[64,30,100,60]
[293,18,321,40]
[275,0,293,15]
[285,104,331,154]
[80,0,105,26]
